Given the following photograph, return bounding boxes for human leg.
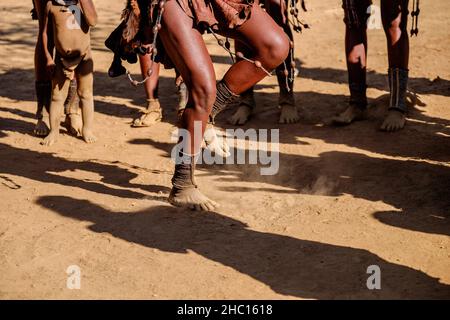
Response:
[380,0,409,132]
[332,0,371,125]
[132,54,163,127]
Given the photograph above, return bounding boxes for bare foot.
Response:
[82,127,97,143]
[168,186,219,211]
[132,100,162,127]
[380,109,406,132]
[229,105,252,125]
[132,110,162,127]
[279,104,300,124]
[203,125,230,157]
[41,131,59,146]
[34,118,50,137]
[331,104,366,125]
[177,82,188,119]
[65,113,83,136]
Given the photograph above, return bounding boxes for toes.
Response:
[199,200,218,211]
[237,118,246,125]
[279,114,300,124]
[132,120,146,127]
[132,113,160,127]
[206,139,230,157]
[169,188,218,211]
[281,117,294,124]
[41,138,54,146]
[83,135,97,143]
[208,199,219,209]
[206,202,215,211]
[230,115,247,126]
[385,121,394,132]
[179,199,217,211]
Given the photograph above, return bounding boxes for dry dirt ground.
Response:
[0,0,449,299]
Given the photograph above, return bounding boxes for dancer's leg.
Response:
[380,0,410,131]
[210,4,290,122]
[160,2,289,210]
[229,40,255,126]
[332,0,370,125]
[132,53,162,127]
[266,0,299,124]
[159,1,218,211]
[219,5,290,94]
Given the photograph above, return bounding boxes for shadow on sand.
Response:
[37,195,450,299]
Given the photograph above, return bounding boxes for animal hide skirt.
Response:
[105,0,254,74]
[175,0,254,31]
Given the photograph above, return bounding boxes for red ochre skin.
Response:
[154,1,289,209]
[158,1,289,154]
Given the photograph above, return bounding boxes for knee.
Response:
[347,44,366,65]
[383,19,400,39]
[347,52,361,65]
[189,78,216,115]
[382,10,408,41]
[51,85,66,103]
[260,32,290,70]
[77,86,93,101]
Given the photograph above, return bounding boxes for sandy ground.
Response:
[0,0,449,299]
